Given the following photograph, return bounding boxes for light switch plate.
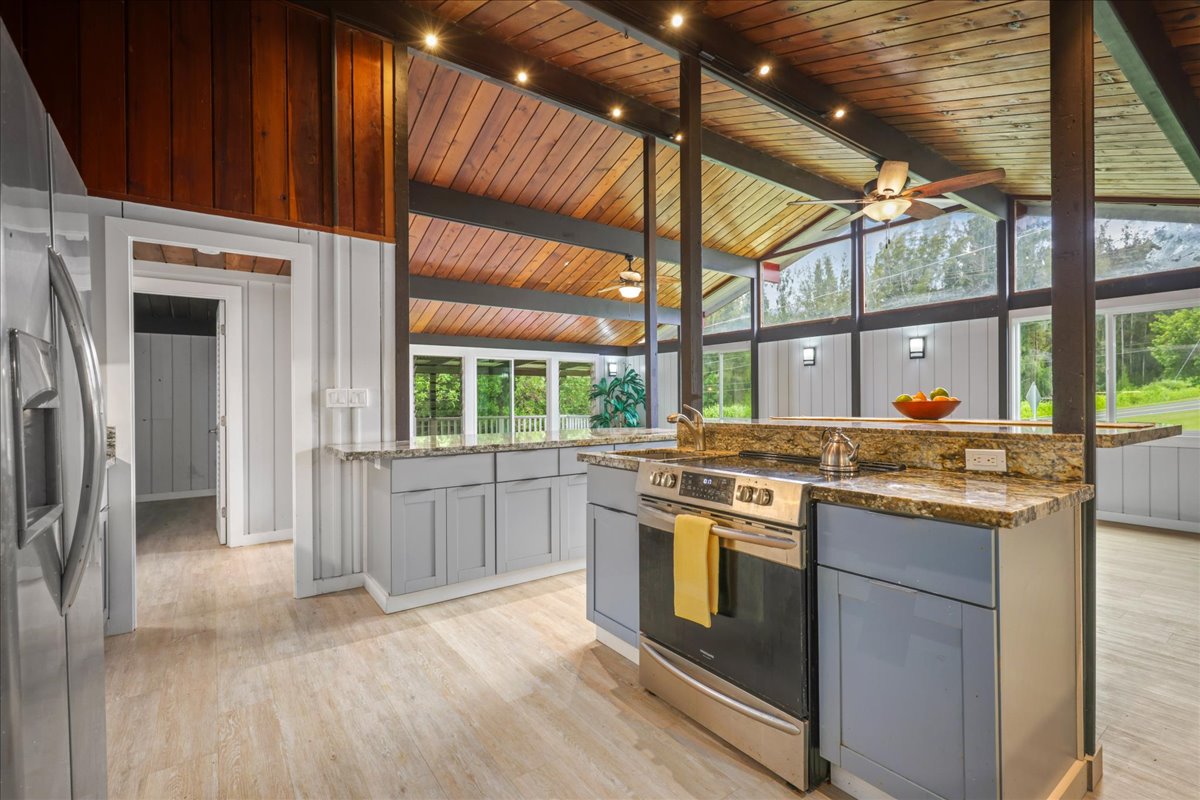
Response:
[965,448,1007,472]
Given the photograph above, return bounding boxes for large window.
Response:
[1015,202,1200,292]
[476,358,512,435]
[864,212,997,311]
[1014,300,1199,432]
[705,277,752,333]
[558,362,594,429]
[703,348,752,420]
[414,356,463,436]
[762,238,852,326]
[513,359,548,432]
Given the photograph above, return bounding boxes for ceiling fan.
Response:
[593,254,678,300]
[789,161,1006,231]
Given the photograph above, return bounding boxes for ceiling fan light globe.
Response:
[618,285,642,299]
[863,197,912,223]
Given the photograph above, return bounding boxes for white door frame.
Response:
[104,216,316,634]
[131,275,246,546]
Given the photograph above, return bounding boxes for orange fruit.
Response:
[949,396,960,402]
[912,391,928,401]
[933,395,951,402]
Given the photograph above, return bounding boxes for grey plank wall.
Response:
[758,333,852,418]
[246,282,292,536]
[1096,439,1200,532]
[860,318,998,419]
[133,332,216,497]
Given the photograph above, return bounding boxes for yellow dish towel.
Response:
[674,514,719,628]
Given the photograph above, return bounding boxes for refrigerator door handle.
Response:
[48,246,105,614]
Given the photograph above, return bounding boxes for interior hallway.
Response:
[106,499,1200,799]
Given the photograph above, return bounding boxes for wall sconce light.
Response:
[607,361,619,377]
[801,346,816,366]
[908,336,926,359]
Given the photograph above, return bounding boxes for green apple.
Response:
[930,387,950,399]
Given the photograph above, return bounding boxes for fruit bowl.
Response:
[892,398,961,421]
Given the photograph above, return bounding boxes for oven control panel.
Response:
[678,472,736,505]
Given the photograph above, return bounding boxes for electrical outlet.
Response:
[965,448,1007,472]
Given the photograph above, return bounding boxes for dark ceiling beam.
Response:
[1094,0,1200,184]
[411,181,756,277]
[295,0,860,212]
[410,275,681,326]
[568,0,1010,219]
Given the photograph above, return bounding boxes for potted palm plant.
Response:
[589,368,646,428]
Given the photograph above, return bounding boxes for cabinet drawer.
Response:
[816,504,995,607]
[558,445,612,475]
[587,464,638,515]
[391,453,494,492]
[497,448,559,481]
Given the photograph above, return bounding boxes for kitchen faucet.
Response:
[667,404,706,452]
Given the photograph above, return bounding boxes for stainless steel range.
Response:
[635,451,902,791]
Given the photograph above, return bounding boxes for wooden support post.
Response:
[850,217,864,417]
[679,54,703,412]
[642,134,659,428]
[998,210,1012,418]
[1050,0,1097,758]
[394,46,412,440]
[749,272,760,419]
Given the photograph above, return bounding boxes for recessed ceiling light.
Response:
[611,107,623,119]
[673,132,683,142]
[423,32,438,48]
[832,107,846,119]
[516,70,528,84]
[758,63,771,76]
[670,12,684,28]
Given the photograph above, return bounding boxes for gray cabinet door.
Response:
[818,567,998,800]
[393,489,447,593]
[588,504,639,646]
[560,473,588,561]
[496,477,561,572]
[446,484,495,583]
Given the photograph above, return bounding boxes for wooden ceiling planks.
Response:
[1156,1,1200,98]
[130,240,293,275]
[699,0,1198,198]
[410,298,646,346]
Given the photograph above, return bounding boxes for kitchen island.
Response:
[577,418,1136,800]
[327,428,674,613]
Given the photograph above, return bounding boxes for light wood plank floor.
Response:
[108,498,1199,799]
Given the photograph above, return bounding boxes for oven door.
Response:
[637,499,809,720]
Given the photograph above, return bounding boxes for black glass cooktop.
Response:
[675,451,905,483]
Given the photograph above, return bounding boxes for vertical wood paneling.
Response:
[171,0,214,206]
[23,0,79,160]
[246,281,276,533]
[334,23,354,228]
[1149,447,1180,521]
[79,0,126,195]
[1095,447,1123,514]
[251,0,288,220]
[135,333,152,493]
[350,30,384,235]
[150,334,174,494]
[190,336,212,490]
[1121,444,1151,518]
[1179,448,1200,523]
[212,0,253,213]
[286,7,330,225]
[273,284,292,530]
[127,0,172,199]
[171,335,193,489]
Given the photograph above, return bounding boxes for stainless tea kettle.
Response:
[819,427,860,474]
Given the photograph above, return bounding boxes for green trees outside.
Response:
[762,239,851,326]
[864,213,996,311]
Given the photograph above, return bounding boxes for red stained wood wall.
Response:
[0,0,395,241]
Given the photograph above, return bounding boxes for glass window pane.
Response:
[702,352,721,419]
[705,277,752,333]
[558,361,593,430]
[762,238,852,326]
[1113,306,1200,432]
[513,359,547,433]
[476,358,511,435]
[721,350,752,420]
[1016,202,1200,292]
[1015,317,1106,420]
[864,212,996,311]
[413,356,463,436]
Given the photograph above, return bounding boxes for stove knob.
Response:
[755,488,774,506]
[662,473,677,488]
[736,485,755,502]
[650,472,662,486]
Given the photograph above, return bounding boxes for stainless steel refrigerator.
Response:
[1,22,108,800]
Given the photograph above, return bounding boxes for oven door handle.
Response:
[639,505,797,550]
[640,639,802,736]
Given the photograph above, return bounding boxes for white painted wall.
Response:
[759,333,852,418]
[860,318,999,419]
[134,333,216,499]
[1097,438,1199,533]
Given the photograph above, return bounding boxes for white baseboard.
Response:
[365,559,585,613]
[594,625,639,664]
[136,488,216,503]
[831,766,896,800]
[1098,511,1200,534]
[230,528,292,547]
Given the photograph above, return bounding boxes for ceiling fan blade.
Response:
[823,209,867,231]
[906,168,1006,199]
[904,200,945,220]
[596,286,622,293]
[787,198,870,206]
[877,160,909,195]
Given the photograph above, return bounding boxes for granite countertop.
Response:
[327,428,676,461]
[766,416,1180,447]
[577,449,1093,529]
